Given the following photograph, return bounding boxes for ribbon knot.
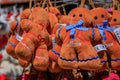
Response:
[66,20,89,39]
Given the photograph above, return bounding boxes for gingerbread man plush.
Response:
[15,7,50,71]
[6,8,32,60]
[55,7,102,70]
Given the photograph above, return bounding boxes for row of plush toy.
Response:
[5,5,120,76]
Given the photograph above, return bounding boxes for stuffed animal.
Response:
[56,7,102,70]
[15,7,50,71]
[90,7,112,71]
[6,21,19,59]
[104,9,120,71]
[6,8,32,59]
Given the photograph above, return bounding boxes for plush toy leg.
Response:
[77,45,102,70]
[18,58,30,68]
[6,35,19,59]
[33,44,49,71]
[48,60,62,73]
[15,37,35,62]
[58,44,78,69]
[104,31,120,71]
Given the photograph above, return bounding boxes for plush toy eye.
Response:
[101,14,104,18]
[113,18,117,22]
[72,14,76,17]
[79,14,82,17]
[94,16,98,20]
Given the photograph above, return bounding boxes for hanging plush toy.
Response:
[102,9,120,71]
[89,7,113,71]
[6,21,19,59]
[15,7,50,71]
[6,8,32,65]
[56,7,102,70]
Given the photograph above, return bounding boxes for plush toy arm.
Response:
[33,44,49,71]
[20,19,33,32]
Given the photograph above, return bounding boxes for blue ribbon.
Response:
[112,58,120,62]
[97,20,119,41]
[52,49,60,57]
[8,41,16,48]
[66,20,89,39]
[92,28,95,41]
[97,20,110,41]
[78,56,99,62]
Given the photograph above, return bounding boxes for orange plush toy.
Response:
[6,8,31,61]
[56,7,102,70]
[106,9,120,71]
[89,7,112,71]
[6,21,19,59]
[90,7,120,72]
[15,7,50,71]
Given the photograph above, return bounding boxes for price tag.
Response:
[15,32,23,41]
[94,44,107,52]
[52,37,56,48]
[114,28,120,43]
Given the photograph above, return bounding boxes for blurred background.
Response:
[0,0,113,80]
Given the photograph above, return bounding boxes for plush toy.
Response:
[6,21,19,59]
[90,8,120,71]
[6,8,32,60]
[56,7,102,70]
[90,7,112,71]
[15,7,50,71]
[103,10,120,71]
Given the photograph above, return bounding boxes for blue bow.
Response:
[97,20,108,41]
[66,20,89,39]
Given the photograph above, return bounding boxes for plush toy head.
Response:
[59,15,72,25]
[29,7,50,28]
[19,19,33,32]
[109,10,120,27]
[10,21,18,33]
[90,7,111,26]
[45,7,61,20]
[48,13,58,34]
[68,7,93,27]
[20,8,31,20]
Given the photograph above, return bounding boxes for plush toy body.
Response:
[15,7,50,71]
